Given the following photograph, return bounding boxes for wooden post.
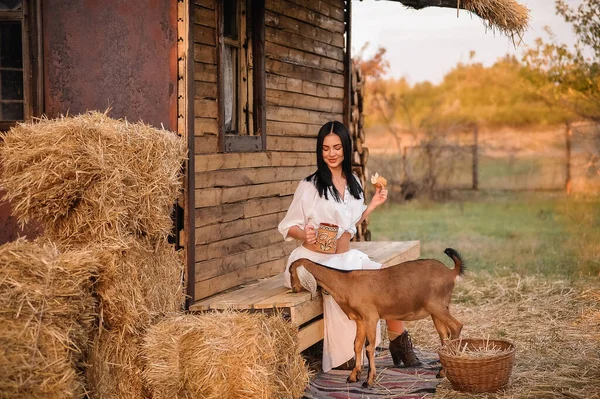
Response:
[472,124,478,191]
[565,123,572,194]
[252,0,266,150]
[343,0,352,128]
[183,0,196,310]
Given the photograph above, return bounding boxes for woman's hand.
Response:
[369,186,388,208]
[304,225,317,245]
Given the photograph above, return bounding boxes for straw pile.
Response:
[462,0,530,40]
[88,237,185,335]
[404,272,600,398]
[0,112,188,399]
[142,312,310,399]
[0,238,99,399]
[0,111,187,244]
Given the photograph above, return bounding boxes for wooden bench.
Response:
[189,241,420,351]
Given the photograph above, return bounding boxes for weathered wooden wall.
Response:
[193,0,346,300]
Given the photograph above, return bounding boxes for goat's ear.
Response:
[296,265,317,296]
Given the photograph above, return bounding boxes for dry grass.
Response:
[0,238,99,399]
[86,329,146,399]
[404,272,600,398]
[463,0,530,42]
[87,237,185,335]
[142,312,311,399]
[0,111,187,244]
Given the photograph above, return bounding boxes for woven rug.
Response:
[303,349,442,399]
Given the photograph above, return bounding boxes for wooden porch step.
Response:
[190,241,420,351]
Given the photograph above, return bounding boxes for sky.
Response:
[352,0,583,84]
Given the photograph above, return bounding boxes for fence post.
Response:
[472,124,479,190]
[565,123,572,194]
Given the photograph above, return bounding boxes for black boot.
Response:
[389,330,422,367]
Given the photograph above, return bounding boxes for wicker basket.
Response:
[438,338,516,393]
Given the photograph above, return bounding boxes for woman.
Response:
[278,121,420,372]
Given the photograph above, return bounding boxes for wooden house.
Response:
[1,0,521,350]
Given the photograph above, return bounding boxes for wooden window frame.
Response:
[217,0,265,153]
[0,0,43,132]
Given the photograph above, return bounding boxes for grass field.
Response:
[369,191,600,277]
[368,192,600,398]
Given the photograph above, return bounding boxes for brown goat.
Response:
[289,248,465,388]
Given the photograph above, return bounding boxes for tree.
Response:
[523,0,600,122]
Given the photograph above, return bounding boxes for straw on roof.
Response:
[0,238,99,399]
[143,312,310,399]
[0,111,187,244]
[394,0,530,40]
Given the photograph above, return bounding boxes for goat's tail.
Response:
[444,248,465,277]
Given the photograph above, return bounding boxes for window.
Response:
[218,0,265,152]
[0,0,42,131]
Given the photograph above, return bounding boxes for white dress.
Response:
[278,177,382,372]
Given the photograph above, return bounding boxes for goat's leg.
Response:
[362,319,379,388]
[347,321,366,383]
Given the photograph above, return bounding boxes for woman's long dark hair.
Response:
[305,121,363,202]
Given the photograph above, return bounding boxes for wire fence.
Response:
[367,123,600,199]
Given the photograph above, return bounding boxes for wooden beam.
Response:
[252,0,267,150]
[343,0,351,128]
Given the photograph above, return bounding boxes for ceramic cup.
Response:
[313,223,339,254]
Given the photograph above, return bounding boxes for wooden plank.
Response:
[190,273,285,311]
[194,62,217,82]
[195,81,217,98]
[266,74,345,99]
[298,318,324,352]
[195,240,296,281]
[194,99,218,118]
[267,105,342,125]
[194,258,286,299]
[285,0,345,22]
[289,295,324,326]
[243,196,294,219]
[194,0,215,9]
[194,134,219,153]
[194,196,293,228]
[194,228,283,261]
[266,136,315,152]
[195,212,282,244]
[265,41,343,73]
[194,117,218,135]
[349,241,421,267]
[193,24,216,46]
[267,89,343,113]
[267,0,345,34]
[266,59,344,88]
[195,203,245,227]
[265,10,344,49]
[265,26,343,61]
[194,43,216,64]
[266,120,321,137]
[194,151,315,172]
[193,5,216,28]
[195,165,313,189]
[195,181,297,208]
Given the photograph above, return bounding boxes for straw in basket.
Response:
[438,338,516,393]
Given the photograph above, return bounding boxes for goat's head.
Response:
[289,259,317,295]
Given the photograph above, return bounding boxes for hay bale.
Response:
[142,312,310,399]
[0,111,187,243]
[0,238,99,399]
[89,237,184,335]
[86,329,146,399]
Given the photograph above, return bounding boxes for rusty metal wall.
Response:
[1,0,178,246]
[42,0,178,129]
